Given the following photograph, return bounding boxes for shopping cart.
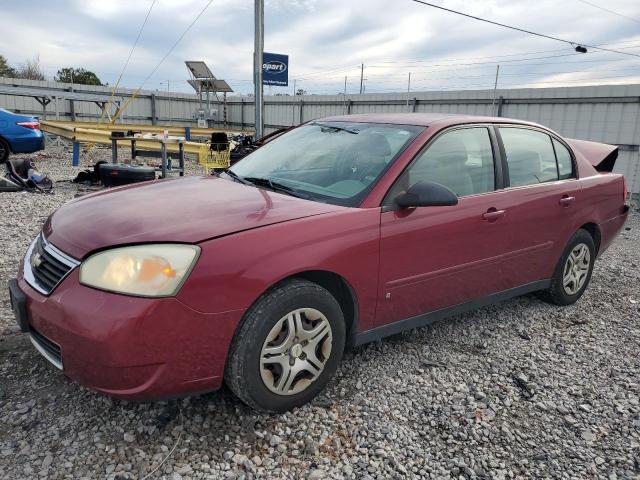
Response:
[200,132,231,173]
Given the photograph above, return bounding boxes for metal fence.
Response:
[223,85,640,196]
[1,77,639,194]
[0,76,201,125]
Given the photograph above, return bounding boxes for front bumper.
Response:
[11,269,244,400]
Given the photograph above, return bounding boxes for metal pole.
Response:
[406,72,411,111]
[254,0,264,139]
[292,79,296,125]
[343,76,347,114]
[151,93,158,125]
[491,65,500,116]
[160,142,167,179]
[223,92,227,127]
[167,79,171,124]
[54,96,61,147]
[359,63,364,95]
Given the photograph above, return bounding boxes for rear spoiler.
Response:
[565,138,618,172]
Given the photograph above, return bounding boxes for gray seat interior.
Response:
[507,151,543,186]
[328,133,393,194]
[412,136,474,197]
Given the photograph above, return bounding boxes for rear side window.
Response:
[500,127,559,187]
[387,127,495,201]
[552,138,574,179]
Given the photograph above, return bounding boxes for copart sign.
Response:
[263,52,289,86]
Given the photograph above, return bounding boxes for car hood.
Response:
[44,176,345,259]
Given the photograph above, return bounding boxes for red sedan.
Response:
[9,113,629,412]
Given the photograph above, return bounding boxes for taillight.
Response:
[16,121,40,130]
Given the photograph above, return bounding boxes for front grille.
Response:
[30,327,63,370]
[24,234,80,295]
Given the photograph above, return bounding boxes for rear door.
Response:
[493,125,582,286]
[376,125,512,327]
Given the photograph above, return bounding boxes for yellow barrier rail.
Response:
[42,120,253,137]
[41,121,211,163]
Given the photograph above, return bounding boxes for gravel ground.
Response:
[0,145,639,480]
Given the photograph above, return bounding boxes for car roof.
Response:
[315,112,544,129]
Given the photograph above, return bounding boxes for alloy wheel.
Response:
[562,243,591,295]
[260,307,332,396]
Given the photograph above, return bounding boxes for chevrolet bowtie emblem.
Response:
[30,251,43,269]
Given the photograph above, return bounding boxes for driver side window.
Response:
[388,127,495,202]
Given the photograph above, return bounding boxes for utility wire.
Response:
[99,0,157,123]
[112,0,215,124]
[300,54,638,82]
[574,0,640,24]
[409,0,640,58]
[372,42,640,66]
[290,40,640,81]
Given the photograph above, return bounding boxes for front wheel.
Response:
[538,229,596,306]
[225,279,345,412]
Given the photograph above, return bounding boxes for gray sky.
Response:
[1,0,639,95]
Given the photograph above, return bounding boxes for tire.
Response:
[538,228,596,306]
[0,138,10,163]
[225,279,345,412]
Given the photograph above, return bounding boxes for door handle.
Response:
[482,209,505,221]
[559,196,575,207]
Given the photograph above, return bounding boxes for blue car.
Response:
[0,108,45,163]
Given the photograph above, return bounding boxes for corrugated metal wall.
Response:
[0,76,202,125]
[1,78,638,194]
[224,84,640,195]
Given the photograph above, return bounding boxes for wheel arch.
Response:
[232,269,360,351]
[291,270,359,346]
[579,222,602,256]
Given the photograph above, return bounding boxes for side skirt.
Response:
[354,279,550,346]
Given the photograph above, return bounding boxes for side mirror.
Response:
[396,180,459,208]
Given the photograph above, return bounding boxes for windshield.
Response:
[229,121,424,206]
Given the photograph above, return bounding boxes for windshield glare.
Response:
[229,122,424,206]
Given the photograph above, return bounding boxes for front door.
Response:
[376,126,510,327]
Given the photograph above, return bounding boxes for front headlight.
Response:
[80,244,200,297]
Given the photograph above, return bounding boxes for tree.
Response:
[0,55,17,78]
[295,88,307,96]
[16,55,46,81]
[55,67,103,86]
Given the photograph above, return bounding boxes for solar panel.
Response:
[187,79,233,93]
[185,61,215,79]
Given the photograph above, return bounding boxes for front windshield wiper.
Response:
[221,169,253,186]
[312,122,359,134]
[243,177,310,199]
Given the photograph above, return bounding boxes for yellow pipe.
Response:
[42,120,254,136]
[41,122,212,163]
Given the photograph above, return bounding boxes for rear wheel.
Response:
[225,279,345,412]
[0,138,9,163]
[538,229,595,306]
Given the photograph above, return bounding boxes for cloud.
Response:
[0,0,639,95]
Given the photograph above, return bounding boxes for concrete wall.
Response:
[1,77,638,194]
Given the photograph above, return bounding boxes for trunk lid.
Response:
[566,138,618,172]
